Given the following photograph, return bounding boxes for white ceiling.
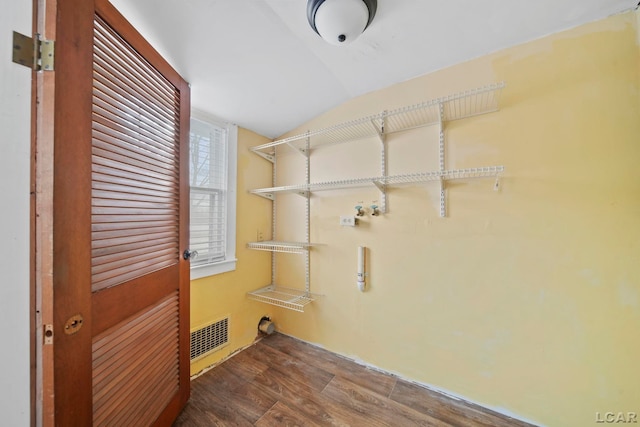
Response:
[110,0,637,138]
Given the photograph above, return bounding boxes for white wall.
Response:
[1,2,32,425]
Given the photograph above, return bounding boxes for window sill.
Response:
[190,258,237,280]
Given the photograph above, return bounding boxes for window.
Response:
[189,114,237,279]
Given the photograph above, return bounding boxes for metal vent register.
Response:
[190,317,229,361]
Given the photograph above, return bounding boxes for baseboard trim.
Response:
[189,335,264,380]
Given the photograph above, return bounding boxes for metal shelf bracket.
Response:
[254,150,275,163]
[253,192,274,201]
[286,141,309,158]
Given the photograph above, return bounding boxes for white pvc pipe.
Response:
[357,246,366,291]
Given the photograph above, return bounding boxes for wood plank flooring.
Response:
[174,333,536,426]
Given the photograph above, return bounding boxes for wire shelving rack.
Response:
[250,82,504,154]
[247,135,319,311]
[247,83,506,312]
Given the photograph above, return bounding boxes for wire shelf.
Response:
[251,82,505,153]
[246,84,506,310]
[247,285,317,312]
[247,241,313,254]
[249,166,504,197]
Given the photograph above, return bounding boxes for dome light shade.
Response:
[307,0,377,45]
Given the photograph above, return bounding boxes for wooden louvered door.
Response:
[48,0,190,425]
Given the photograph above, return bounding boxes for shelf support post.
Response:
[438,102,447,217]
[271,147,277,286]
[304,134,311,294]
[379,111,388,214]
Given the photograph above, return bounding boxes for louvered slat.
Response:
[93,164,177,188]
[93,26,176,115]
[92,293,177,357]
[92,136,175,174]
[93,318,177,389]
[92,147,175,178]
[92,245,177,269]
[92,108,177,157]
[93,315,176,386]
[92,242,176,266]
[92,170,176,189]
[92,225,177,240]
[92,38,176,114]
[92,231,177,250]
[92,238,177,259]
[92,81,177,143]
[92,71,176,136]
[92,156,177,185]
[91,250,176,274]
[91,16,180,292]
[91,198,176,210]
[92,214,178,224]
[92,259,178,290]
[92,293,179,427]
[91,252,177,277]
[92,125,177,169]
[91,219,176,232]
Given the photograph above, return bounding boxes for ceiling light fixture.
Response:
[307,0,377,45]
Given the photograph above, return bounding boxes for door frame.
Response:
[32,0,57,424]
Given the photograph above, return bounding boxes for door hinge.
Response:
[12,31,55,71]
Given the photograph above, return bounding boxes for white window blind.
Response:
[189,118,228,267]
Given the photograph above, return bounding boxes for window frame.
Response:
[189,111,237,279]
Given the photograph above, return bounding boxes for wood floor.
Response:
[174,333,536,426]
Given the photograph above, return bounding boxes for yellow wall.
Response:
[189,127,274,375]
[270,11,640,427]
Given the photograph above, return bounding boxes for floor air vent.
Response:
[190,317,229,361]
